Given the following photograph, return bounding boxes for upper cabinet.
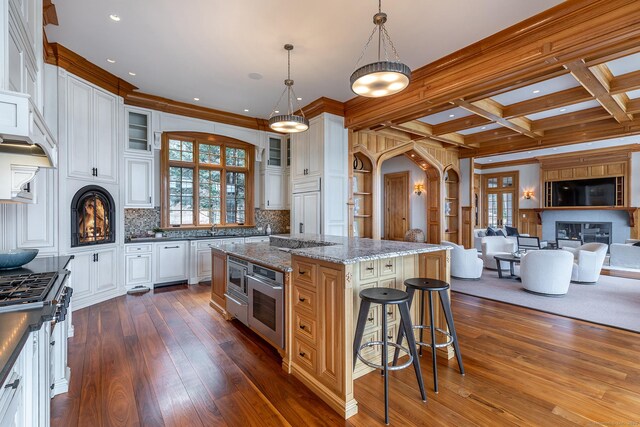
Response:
[267,136,282,168]
[125,107,153,155]
[65,75,119,184]
[291,123,323,181]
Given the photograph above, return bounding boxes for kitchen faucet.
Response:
[211,223,218,236]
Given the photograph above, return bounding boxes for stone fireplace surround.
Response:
[541,210,630,244]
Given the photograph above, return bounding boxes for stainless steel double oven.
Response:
[225,256,284,349]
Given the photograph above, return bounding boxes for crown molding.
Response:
[474,158,539,170]
[298,97,345,119]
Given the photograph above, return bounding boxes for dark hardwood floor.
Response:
[52,283,640,426]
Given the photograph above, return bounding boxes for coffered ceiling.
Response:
[45,0,562,118]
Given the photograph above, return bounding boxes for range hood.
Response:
[0,90,57,202]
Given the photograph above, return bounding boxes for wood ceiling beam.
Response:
[565,60,632,123]
[610,70,640,95]
[432,115,492,135]
[627,98,640,115]
[389,120,468,147]
[460,117,640,158]
[454,98,542,139]
[464,127,522,145]
[531,107,611,132]
[344,0,640,130]
[502,87,593,119]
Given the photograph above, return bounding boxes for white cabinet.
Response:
[291,124,322,181]
[65,76,118,184]
[16,168,57,254]
[125,244,153,288]
[155,242,188,285]
[124,157,153,208]
[284,169,290,210]
[261,169,284,210]
[68,248,119,309]
[292,191,321,235]
[124,107,152,155]
[244,236,270,243]
[267,136,283,168]
[189,238,243,284]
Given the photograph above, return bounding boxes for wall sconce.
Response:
[523,190,534,200]
[414,183,425,196]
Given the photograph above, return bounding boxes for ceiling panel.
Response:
[526,100,602,121]
[46,0,563,118]
[627,89,640,99]
[417,107,472,125]
[458,123,502,135]
[606,52,640,76]
[491,74,579,106]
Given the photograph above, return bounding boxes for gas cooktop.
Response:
[0,271,58,309]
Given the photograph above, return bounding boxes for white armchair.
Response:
[480,236,516,270]
[610,243,640,269]
[562,242,608,283]
[521,250,573,296]
[442,240,483,279]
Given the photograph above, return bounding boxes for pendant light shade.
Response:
[268,44,309,133]
[350,1,411,98]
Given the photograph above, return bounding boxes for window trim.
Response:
[160,132,255,229]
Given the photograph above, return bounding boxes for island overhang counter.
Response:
[210,234,452,419]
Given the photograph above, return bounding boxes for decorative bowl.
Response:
[0,249,39,270]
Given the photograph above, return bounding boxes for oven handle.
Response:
[224,292,247,306]
[247,274,283,290]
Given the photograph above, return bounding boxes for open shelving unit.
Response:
[352,152,373,238]
[444,169,460,244]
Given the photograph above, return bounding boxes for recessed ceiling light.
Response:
[297,97,302,101]
[244,109,249,112]
[274,110,279,114]
[527,151,532,154]
[586,142,593,145]
[128,72,136,76]
[193,97,200,101]
[411,154,415,157]
[449,114,455,118]
[532,90,540,94]
[481,126,486,130]
[559,108,567,112]
[109,14,121,22]
[488,159,493,162]
[106,58,116,63]
[553,147,559,150]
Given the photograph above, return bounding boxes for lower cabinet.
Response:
[292,191,321,234]
[154,242,188,284]
[209,250,227,314]
[69,247,119,310]
[0,325,52,427]
[190,238,243,285]
[125,243,153,288]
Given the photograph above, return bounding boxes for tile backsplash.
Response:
[124,208,290,239]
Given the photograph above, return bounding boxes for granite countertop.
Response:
[214,234,449,271]
[125,234,267,244]
[0,256,73,386]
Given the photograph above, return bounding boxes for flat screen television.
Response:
[551,177,616,207]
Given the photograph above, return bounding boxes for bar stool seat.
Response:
[393,278,464,394]
[353,287,426,424]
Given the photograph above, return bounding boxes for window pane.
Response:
[168,166,194,226]
[226,171,246,224]
[198,169,222,225]
[169,139,181,150]
[199,143,221,165]
[226,147,247,167]
[487,193,498,228]
[488,178,498,188]
[502,177,513,187]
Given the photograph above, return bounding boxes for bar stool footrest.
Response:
[413,325,454,348]
[357,341,413,371]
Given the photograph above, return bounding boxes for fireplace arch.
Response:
[71,185,116,247]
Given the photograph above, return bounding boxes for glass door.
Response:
[483,172,518,228]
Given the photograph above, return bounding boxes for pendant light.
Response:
[268,44,309,133]
[350,0,411,98]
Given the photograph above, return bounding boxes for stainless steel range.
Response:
[0,269,72,322]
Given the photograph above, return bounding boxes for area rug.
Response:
[450,270,640,333]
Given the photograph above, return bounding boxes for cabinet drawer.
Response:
[294,338,317,374]
[379,277,397,290]
[384,305,398,324]
[359,260,377,280]
[197,240,216,249]
[379,257,397,276]
[361,305,379,331]
[356,329,381,363]
[292,286,316,316]
[294,312,318,344]
[125,244,152,253]
[293,260,317,289]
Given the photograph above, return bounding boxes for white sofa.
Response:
[521,250,573,296]
[609,243,640,269]
[442,240,483,279]
[562,242,608,284]
[480,236,516,270]
[473,228,527,252]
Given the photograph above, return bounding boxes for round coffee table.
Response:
[494,255,521,279]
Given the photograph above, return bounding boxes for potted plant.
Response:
[152,227,163,238]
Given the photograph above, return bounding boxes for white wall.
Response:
[379,156,427,237]
[476,163,540,209]
[632,151,640,207]
[459,158,471,206]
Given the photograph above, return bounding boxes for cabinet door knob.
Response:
[299,324,306,330]
[4,379,19,389]
[366,266,374,271]
[298,270,306,275]
[385,263,393,268]
[50,340,56,346]
[367,317,374,322]
[387,311,393,316]
[298,297,306,302]
[164,246,180,249]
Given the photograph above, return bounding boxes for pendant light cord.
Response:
[353,0,402,68]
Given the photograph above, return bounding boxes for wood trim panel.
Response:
[344,0,640,130]
[461,206,472,249]
[537,144,640,168]
[298,97,345,119]
[518,209,542,238]
[475,158,539,170]
[43,0,58,26]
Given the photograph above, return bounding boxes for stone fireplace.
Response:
[71,185,116,247]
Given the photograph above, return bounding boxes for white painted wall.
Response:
[476,163,540,209]
[379,156,427,237]
[632,151,640,207]
[459,158,471,206]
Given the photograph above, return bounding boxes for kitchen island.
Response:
[211,235,451,419]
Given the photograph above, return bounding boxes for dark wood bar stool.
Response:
[353,287,426,425]
[393,278,464,393]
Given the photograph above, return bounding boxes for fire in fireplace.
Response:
[71,185,116,247]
